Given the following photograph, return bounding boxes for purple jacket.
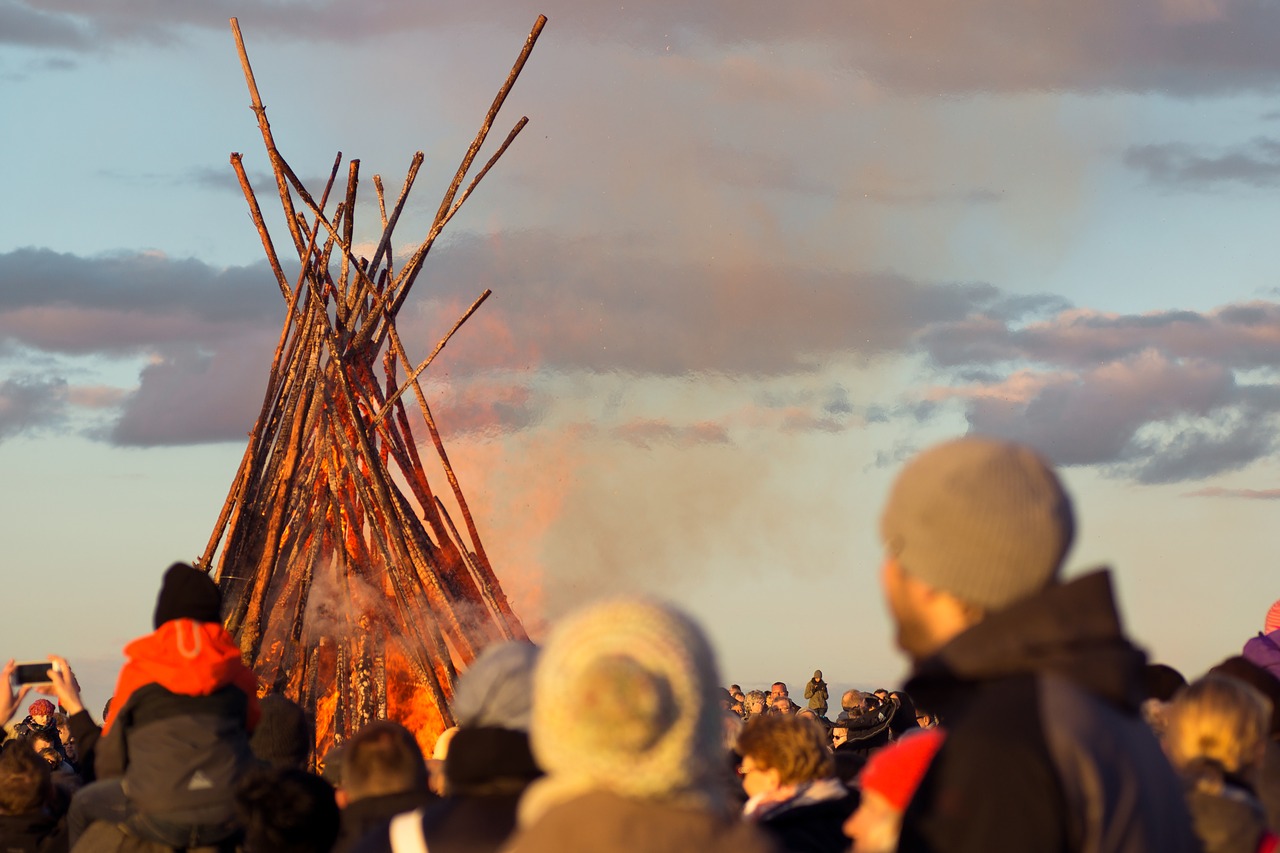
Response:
[1242,630,1280,680]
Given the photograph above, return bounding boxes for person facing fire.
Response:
[67,561,261,849]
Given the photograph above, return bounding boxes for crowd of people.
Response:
[3,436,1280,853]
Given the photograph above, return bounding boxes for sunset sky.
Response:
[3,1,1279,714]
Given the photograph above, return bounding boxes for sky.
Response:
[2,0,1280,717]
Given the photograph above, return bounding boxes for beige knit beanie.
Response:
[519,597,725,824]
[880,436,1075,611]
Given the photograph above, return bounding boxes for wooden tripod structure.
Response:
[199,15,544,758]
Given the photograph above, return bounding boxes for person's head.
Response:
[0,741,53,815]
[813,670,823,682]
[841,690,864,713]
[250,695,313,770]
[770,682,788,697]
[451,640,539,732]
[831,724,849,749]
[737,714,833,800]
[879,437,1074,661]
[153,561,223,629]
[28,736,60,769]
[26,700,55,729]
[54,715,75,762]
[744,690,769,717]
[521,598,726,823]
[770,696,797,716]
[340,720,428,805]
[236,766,340,853]
[845,729,947,853]
[873,689,889,703]
[1164,674,1272,786]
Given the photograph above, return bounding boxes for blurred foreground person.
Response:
[1164,674,1279,853]
[505,598,777,853]
[844,728,946,853]
[237,766,340,853]
[356,641,543,853]
[738,714,854,853]
[878,437,1198,852]
[333,721,435,853]
[0,739,69,852]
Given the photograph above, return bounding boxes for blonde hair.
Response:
[1165,674,1271,781]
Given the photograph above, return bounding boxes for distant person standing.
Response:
[876,436,1199,852]
[804,671,829,718]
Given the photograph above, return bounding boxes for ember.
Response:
[199,15,545,763]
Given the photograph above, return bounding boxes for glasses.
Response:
[737,761,766,777]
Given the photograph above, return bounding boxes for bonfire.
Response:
[198,15,545,759]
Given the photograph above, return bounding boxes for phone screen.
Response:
[12,663,51,685]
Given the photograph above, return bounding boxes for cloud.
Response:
[613,418,731,449]
[413,230,1001,377]
[917,301,1280,482]
[15,1,1280,95]
[1124,138,1280,189]
[1183,486,1280,499]
[0,375,69,438]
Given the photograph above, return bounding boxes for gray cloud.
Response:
[13,1,1280,96]
[919,299,1280,483]
[1124,138,1280,189]
[0,375,69,438]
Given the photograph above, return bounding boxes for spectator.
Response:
[1163,674,1277,853]
[803,672,829,718]
[1142,662,1187,740]
[250,694,313,770]
[743,690,769,721]
[770,696,798,717]
[333,720,436,853]
[13,700,63,756]
[738,714,855,853]
[876,436,1198,851]
[237,765,341,853]
[0,739,68,852]
[886,691,920,739]
[836,690,863,722]
[843,729,946,853]
[505,598,775,853]
[357,640,544,853]
[68,562,260,849]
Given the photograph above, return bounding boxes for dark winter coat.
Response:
[899,569,1200,853]
[0,809,68,853]
[753,778,857,853]
[803,679,829,714]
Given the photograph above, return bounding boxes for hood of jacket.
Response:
[1243,631,1280,681]
[907,569,1148,714]
[102,618,259,735]
[121,619,248,694]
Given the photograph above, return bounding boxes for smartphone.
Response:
[12,661,53,685]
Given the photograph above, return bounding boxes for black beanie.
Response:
[153,562,223,629]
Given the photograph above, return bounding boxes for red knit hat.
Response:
[858,728,947,811]
[1266,599,1280,635]
[28,699,55,717]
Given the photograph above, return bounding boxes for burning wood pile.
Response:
[198,16,545,759]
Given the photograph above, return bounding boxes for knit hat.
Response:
[880,436,1074,611]
[858,728,947,811]
[249,695,312,769]
[520,598,725,825]
[452,640,539,732]
[814,670,823,679]
[28,699,55,717]
[153,562,222,629]
[1266,599,1280,635]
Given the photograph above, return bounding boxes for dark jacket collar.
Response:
[907,569,1148,713]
